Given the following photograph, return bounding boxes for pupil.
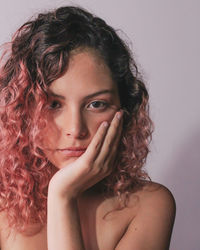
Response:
[93,101,102,107]
[51,101,58,108]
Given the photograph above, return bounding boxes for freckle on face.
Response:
[43,49,121,169]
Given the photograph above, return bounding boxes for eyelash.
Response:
[48,100,62,110]
[48,100,109,111]
[87,100,109,110]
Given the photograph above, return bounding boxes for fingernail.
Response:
[102,121,109,127]
[116,110,123,120]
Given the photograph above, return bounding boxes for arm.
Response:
[47,110,123,250]
[115,184,176,250]
[47,191,85,250]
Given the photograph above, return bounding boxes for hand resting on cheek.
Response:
[48,110,123,199]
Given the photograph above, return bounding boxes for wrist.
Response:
[48,180,77,202]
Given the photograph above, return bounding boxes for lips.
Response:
[58,147,87,157]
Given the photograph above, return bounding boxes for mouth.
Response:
[57,147,87,157]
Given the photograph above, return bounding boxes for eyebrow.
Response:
[48,89,115,100]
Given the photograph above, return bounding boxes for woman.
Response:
[0,6,176,250]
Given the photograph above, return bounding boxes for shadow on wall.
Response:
[165,128,200,250]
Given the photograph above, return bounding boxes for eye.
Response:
[48,100,62,110]
[87,101,108,110]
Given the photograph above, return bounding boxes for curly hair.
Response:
[0,6,153,232]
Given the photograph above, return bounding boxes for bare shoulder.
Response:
[131,181,176,228]
[115,181,176,250]
[134,181,176,213]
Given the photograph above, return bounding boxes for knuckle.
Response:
[94,141,101,150]
[85,164,93,174]
[112,122,118,130]
[105,137,113,148]
[114,116,120,126]
[92,163,101,175]
[94,165,102,176]
[93,163,108,176]
[102,163,110,175]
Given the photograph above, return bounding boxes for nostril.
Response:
[65,130,87,138]
[64,115,88,138]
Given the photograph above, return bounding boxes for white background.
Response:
[0,1,199,249]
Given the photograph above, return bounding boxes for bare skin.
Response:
[0,50,176,249]
[0,182,175,250]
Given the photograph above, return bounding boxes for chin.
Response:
[54,157,79,169]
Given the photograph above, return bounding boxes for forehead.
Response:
[49,49,118,96]
[70,49,110,77]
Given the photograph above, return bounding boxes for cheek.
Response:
[41,120,61,149]
[88,110,117,133]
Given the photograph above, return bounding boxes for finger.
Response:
[95,110,123,165]
[81,120,109,163]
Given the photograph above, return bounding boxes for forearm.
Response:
[47,188,85,250]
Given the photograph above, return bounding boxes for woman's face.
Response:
[43,50,121,169]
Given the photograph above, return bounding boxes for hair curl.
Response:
[0,6,153,232]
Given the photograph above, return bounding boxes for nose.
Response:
[64,109,88,139]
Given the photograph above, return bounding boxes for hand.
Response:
[48,110,123,199]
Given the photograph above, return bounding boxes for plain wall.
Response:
[0,0,199,249]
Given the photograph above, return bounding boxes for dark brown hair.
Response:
[0,6,153,232]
